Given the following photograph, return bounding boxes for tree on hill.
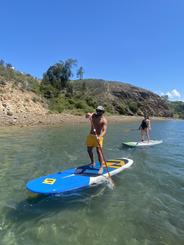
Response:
[6,63,13,69]
[77,66,84,80]
[0,59,5,67]
[42,59,77,90]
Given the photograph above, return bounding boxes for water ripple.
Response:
[0,120,184,244]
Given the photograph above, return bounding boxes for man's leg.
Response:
[146,128,150,142]
[141,129,144,141]
[87,147,95,166]
[96,147,104,174]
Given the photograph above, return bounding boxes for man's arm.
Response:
[86,112,93,119]
[147,119,151,130]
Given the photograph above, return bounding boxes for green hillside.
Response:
[0,59,184,119]
[169,101,184,119]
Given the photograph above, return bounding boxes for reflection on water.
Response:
[0,120,184,245]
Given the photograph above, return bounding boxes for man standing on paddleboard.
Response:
[85,106,107,174]
[139,115,151,142]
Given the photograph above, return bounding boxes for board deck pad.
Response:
[122,140,163,147]
[75,160,126,175]
[26,158,133,195]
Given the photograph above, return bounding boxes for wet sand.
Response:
[0,112,170,128]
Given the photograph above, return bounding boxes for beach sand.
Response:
[0,112,169,128]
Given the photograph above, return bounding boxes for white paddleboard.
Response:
[122,140,163,147]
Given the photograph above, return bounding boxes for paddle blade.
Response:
[107,179,115,190]
[103,176,115,190]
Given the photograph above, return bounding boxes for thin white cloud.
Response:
[168,89,181,98]
[160,89,181,100]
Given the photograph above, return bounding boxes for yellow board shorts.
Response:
[86,134,103,148]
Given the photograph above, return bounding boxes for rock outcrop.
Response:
[0,80,48,124]
[73,79,172,117]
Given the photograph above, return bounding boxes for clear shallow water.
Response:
[0,119,184,245]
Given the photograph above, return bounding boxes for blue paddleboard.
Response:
[26,158,133,196]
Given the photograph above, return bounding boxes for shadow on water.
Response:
[5,184,109,223]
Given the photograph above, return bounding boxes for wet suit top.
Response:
[140,119,148,130]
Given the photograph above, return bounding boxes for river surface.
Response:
[0,119,183,245]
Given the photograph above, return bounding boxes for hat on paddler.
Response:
[96,105,105,112]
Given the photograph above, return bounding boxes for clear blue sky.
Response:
[1,0,184,100]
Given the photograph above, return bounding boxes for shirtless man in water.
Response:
[86,106,107,174]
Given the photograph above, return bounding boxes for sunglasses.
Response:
[96,109,104,113]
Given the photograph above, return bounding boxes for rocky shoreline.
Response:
[0,112,170,128]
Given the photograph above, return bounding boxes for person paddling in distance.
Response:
[86,106,107,174]
[139,115,151,142]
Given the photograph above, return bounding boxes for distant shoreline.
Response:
[0,112,175,128]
